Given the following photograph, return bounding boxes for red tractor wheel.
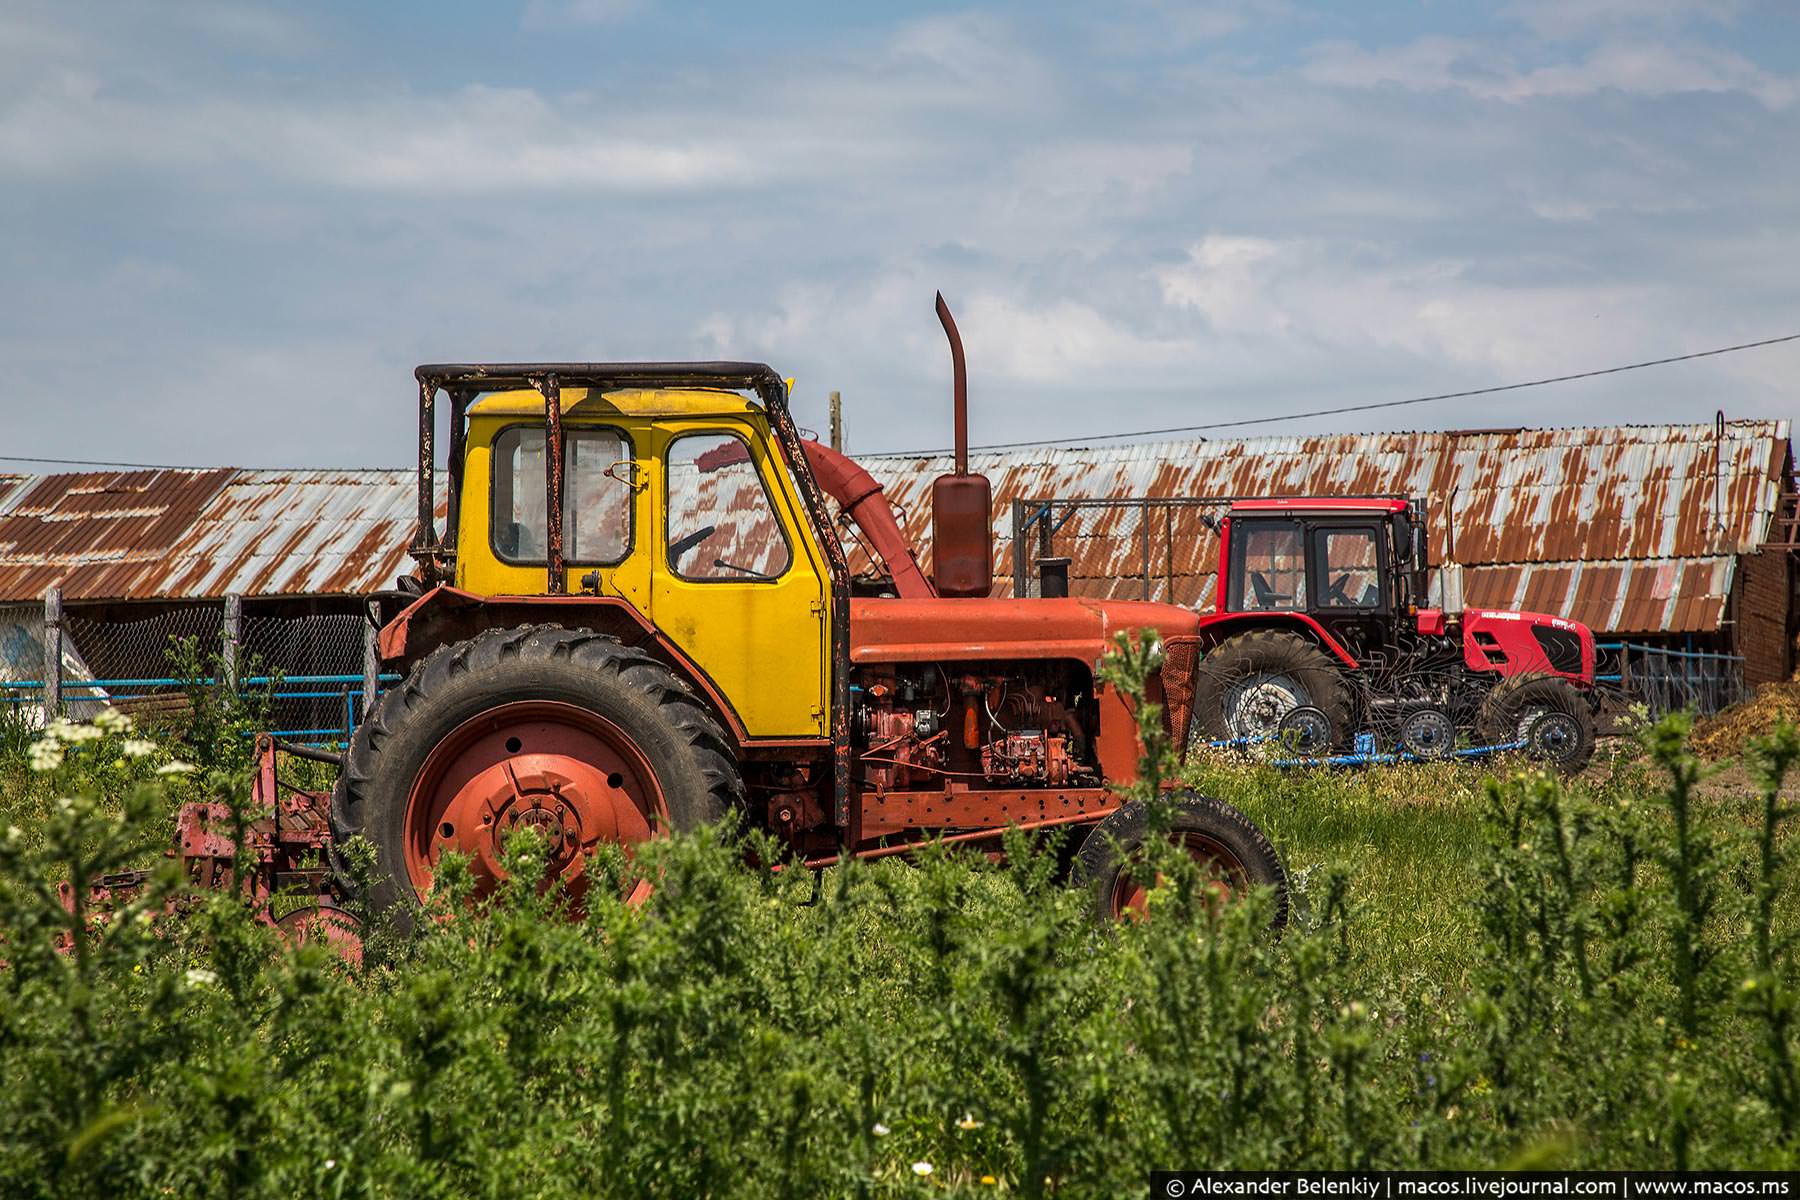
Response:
[1071,794,1288,926]
[274,901,364,967]
[331,625,742,929]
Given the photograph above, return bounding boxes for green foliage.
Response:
[164,634,277,775]
[1,642,1799,1195]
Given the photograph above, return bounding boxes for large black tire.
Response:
[1189,629,1354,752]
[1071,794,1288,926]
[331,624,743,926]
[1476,673,1595,775]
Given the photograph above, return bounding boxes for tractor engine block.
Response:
[852,662,1096,792]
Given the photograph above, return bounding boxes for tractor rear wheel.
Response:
[331,625,742,928]
[1476,673,1595,775]
[1189,629,1353,753]
[1071,794,1288,926]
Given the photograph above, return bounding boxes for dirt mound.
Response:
[1690,681,1800,760]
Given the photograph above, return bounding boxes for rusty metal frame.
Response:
[409,362,854,828]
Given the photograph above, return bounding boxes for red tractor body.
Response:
[1179,495,1598,765]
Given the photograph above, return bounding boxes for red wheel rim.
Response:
[275,903,364,967]
[404,700,668,905]
[1110,831,1249,920]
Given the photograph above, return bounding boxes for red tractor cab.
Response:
[1185,496,1598,770]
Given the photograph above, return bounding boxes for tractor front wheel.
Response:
[331,625,742,929]
[1071,794,1288,926]
[1476,673,1595,775]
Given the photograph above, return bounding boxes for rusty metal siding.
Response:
[0,469,235,602]
[865,419,1786,634]
[0,418,1784,635]
[0,468,431,603]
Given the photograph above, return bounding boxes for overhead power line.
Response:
[870,331,1800,457]
[0,453,224,470]
[2,331,1796,471]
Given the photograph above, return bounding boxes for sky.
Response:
[1,0,1797,468]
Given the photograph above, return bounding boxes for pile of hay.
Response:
[1689,680,1800,760]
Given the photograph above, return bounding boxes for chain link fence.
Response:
[1,592,387,743]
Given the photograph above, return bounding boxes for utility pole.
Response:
[829,391,843,452]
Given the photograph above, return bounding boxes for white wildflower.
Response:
[156,760,197,776]
[184,967,219,989]
[871,1122,890,1137]
[93,707,134,734]
[324,1159,336,1171]
[28,739,64,773]
[121,738,158,759]
[956,1112,984,1131]
[48,718,103,744]
[912,1162,933,1177]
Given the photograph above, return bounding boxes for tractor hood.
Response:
[848,596,1201,666]
[1461,607,1596,683]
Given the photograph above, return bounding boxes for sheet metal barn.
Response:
[864,418,1799,685]
[0,416,1791,702]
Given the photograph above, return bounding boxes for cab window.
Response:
[1231,522,1304,611]
[1318,528,1382,608]
[490,426,632,565]
[666,432,793,582]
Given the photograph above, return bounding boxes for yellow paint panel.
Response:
[454,397,830,739]
[648,419,828,737]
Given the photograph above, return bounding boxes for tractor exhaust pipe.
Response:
[929,292,994,597]
[938,291,969,475]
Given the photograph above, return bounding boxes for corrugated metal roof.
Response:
[0,418,1784,638]
[860,418,1789,633]
[0,468,431,602]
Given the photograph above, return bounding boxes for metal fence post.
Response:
[1141,501,1152,601]
[361,598,380,724]
[43,584,62,718]
[1011,499,1029,598]
[222,594,242,701]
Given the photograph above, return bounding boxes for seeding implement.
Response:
[76,294,1600,942]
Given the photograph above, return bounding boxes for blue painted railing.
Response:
[0,673,401,745]
[1596,641,1746,717]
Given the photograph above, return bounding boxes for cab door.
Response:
[647,422,829,738]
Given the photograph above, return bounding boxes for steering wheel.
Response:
[1325,573,1355,606]
[1249,571,1279,608]
[668,524,716,563]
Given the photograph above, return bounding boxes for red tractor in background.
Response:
[1165,496,1597,770]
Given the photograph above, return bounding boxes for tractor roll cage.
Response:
[408,361,854,816]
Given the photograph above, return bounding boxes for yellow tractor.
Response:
[331,302,1284,924]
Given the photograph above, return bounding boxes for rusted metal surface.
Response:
[862,419,1790,635]
[0,468,444,603]
[541,374,566,594]
[60,736,359,962]
[938,291,969,477]
[928,293,995,598]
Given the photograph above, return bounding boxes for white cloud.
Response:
[1155,235,1659,378]
[1503,0,1745,41]
[1302,34,1797,109]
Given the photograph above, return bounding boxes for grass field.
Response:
[2,677,1799,1195]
